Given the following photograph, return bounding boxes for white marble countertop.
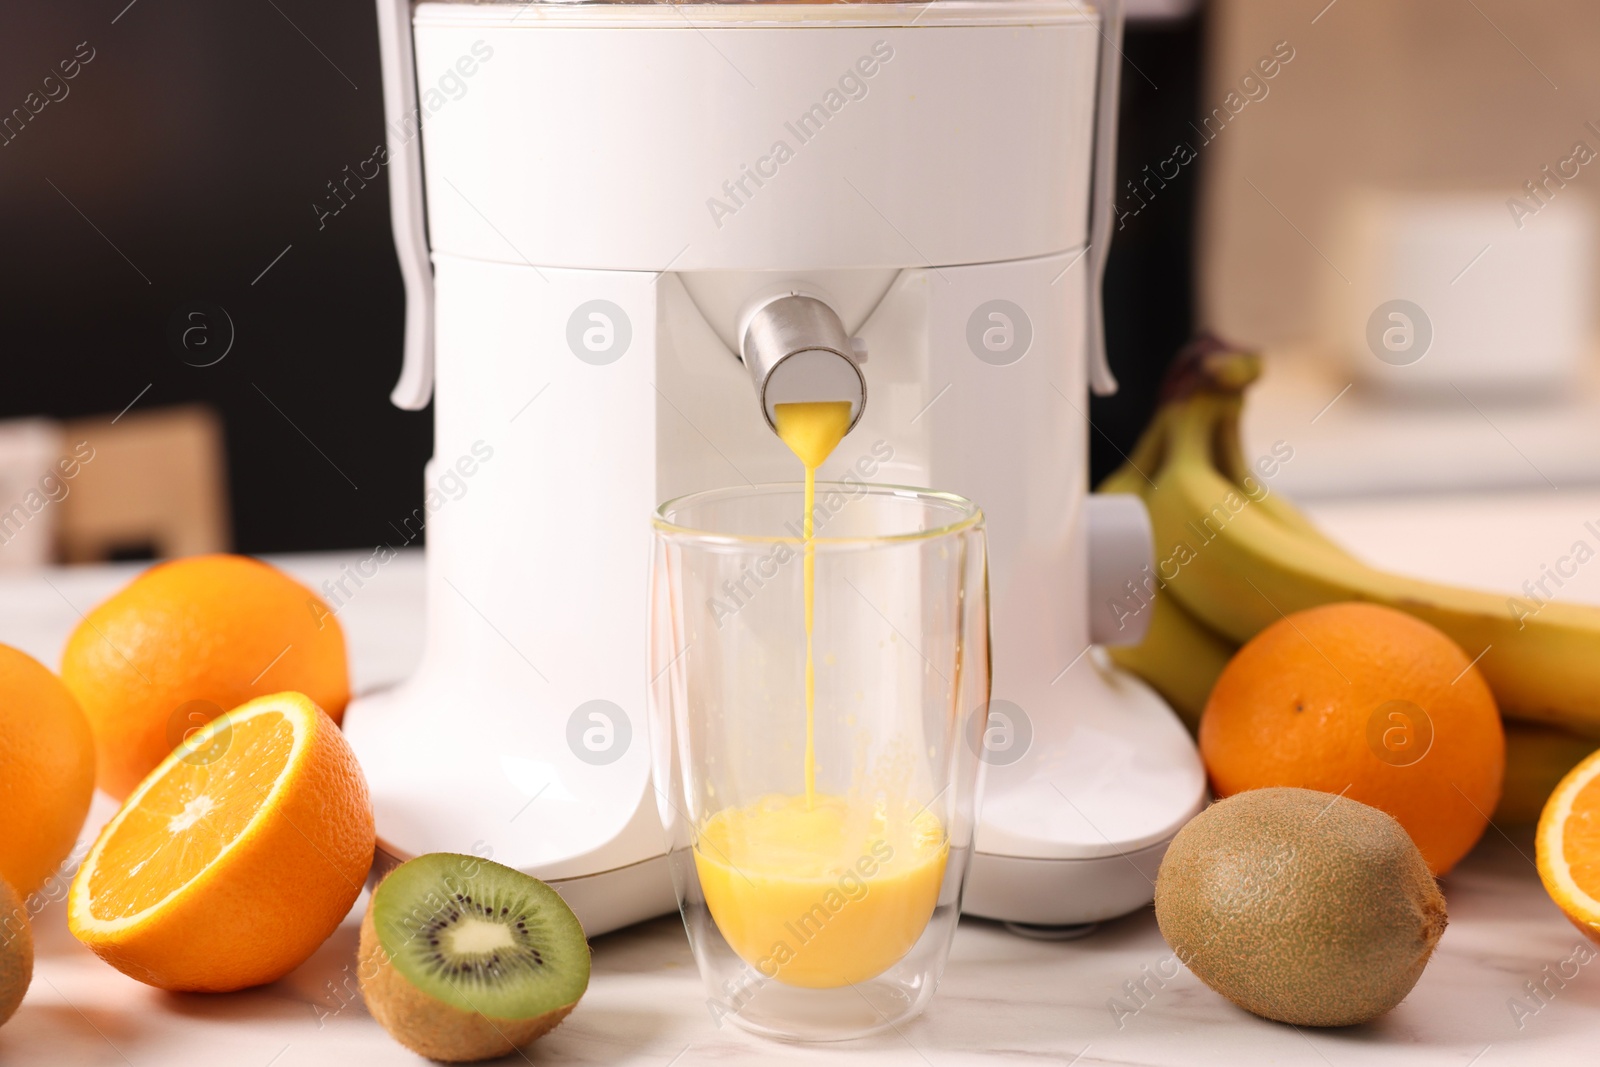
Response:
[5,493,1600,1067]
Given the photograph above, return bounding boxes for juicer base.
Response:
[963,841,1171,927]
[963,651,1207,926]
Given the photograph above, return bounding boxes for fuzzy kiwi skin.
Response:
[0,879,33,1027]
[1155,787,1448,1027]
[357,879,582,1063]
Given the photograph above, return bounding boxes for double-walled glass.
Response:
[648,483,989,1041]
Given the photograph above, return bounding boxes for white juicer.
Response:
[351,0,1205,936]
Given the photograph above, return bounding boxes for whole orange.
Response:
[1199,602,1503,875]
[0,645,96,894]
[60,554,348,799]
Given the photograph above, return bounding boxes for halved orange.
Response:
[1537,746,1600,945]
[68,691,374,991]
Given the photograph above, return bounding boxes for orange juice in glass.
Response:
[649,481,988,1040]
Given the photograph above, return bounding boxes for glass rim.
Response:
[652,481,983,547]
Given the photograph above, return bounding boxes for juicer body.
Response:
[351,0,1205,935]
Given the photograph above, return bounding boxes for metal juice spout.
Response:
[740,294,867,436]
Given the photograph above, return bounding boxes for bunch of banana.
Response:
[1099,336,1597,823]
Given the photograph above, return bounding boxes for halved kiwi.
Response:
[358,853,590,1063]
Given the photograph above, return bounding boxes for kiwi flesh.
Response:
[359,853,590,1062]
[0,878,31,1028]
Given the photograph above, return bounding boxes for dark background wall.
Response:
[0,1,1199,554]
[1097,19,1202,482]
[0,0,420,556]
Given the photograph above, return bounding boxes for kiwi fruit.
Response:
[359,853,589,1062]
[1155,787,1447,1027]
[0,878,33,1027]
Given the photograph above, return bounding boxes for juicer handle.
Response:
[375,0,436,411]
[1085,0,1124,398]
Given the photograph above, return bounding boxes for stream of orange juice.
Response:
[692,401,949,989]
[772,399,853,807]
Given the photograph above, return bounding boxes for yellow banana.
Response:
[1142,387,1600,738]
[1099,405,1236,733]
[1098,397,1379,740]
[1108,337,1354,558]
[1094,336,1600,818]
[1223,400,1597,814]
[1096,357,1349,734]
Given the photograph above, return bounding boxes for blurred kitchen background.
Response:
[0,0,1595,566]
